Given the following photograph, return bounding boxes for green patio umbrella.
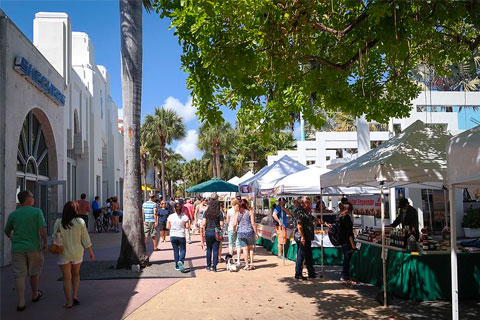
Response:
[186,178,238,193]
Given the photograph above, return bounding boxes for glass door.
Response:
[35,181,66,235]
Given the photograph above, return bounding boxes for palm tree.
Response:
[142,108,186,200]
[164,148,185,197]
[197,121,234,178]
[117,0,154,269]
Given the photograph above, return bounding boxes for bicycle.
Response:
[95,212,105,233]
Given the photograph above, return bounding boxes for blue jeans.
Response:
[170,236,186,268]
[205,231,219,270]
[341,243,353,280]
[295,239,315,277]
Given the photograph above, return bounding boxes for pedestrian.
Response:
[202,196,224,272]
[226,198,241,264]
[338,202,357,284]
[273,198,290,259]
[293,197,316,280]
[234,199,258,270]
[195,198,208,250]
[390,198,419,239]
[179,199,192,244]
[218,201,226,262]
[111,196,121,232]
[91,196,102,226]
[105,198,113,231]
[142,193,158,252]
[167,202,190,272]
[77,193,91,229]
[53,201,95,308]
[4,190,47,312]
[156,199,170,242]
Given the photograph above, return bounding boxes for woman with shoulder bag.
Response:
[202,197,224,272]
[233,199,258,270]
[53,201,94,308]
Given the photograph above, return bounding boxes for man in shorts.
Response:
[142,193,158,252]
[77,193,91,228]
[4,190,47,311]
[273,198,290,259]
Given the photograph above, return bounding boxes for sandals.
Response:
[32,290,43,302]
[16,305,26,312]
[73,298,80,305]
[64,304,73,309]
[242,265,255,271]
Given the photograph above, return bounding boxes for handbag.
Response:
[215,227,223,242]
[48,231,64,255]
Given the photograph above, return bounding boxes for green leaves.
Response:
[154,0,480,129]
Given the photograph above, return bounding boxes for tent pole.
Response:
[381,182,387,307]
[449,186,459,320]
[320,188,324,278]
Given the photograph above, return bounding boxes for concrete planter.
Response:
[463,228,480,238]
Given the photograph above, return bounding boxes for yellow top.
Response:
[53,217,92,261]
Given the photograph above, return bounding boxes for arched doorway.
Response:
[16,111,50,198]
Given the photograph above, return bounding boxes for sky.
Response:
[0,0,237,160]
[1,0,478,162]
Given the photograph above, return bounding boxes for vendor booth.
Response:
[319,120,474,307]
[447,124,480,319]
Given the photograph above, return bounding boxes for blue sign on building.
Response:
[13,56,65,106]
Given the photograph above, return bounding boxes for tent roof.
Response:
[447,125,480,187]
[320,120,450,189]
[239,155,307,193]
[186,178,238,193]
[227,176,240,185]
[274,166,386,195]
[237,171,255,185]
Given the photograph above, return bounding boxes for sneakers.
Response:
[177,261,185,273]
[295,275,307,280]
[175,266,180,271]
[206,267,211,271]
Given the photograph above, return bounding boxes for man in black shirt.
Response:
[390,198,419,238]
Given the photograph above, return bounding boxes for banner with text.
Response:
[349,195,382,218]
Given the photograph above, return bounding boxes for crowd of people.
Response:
[141,193,260,273]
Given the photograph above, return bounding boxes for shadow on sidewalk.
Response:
[278,265,480,320]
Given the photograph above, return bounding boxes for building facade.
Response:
[0,11,124,266]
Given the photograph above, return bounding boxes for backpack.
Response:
[328,221,343,246]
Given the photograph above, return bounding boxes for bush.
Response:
[462,207,480,228]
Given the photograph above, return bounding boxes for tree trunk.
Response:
[211,150,217,178]
[215,146,221,179]
[160,143,166,200]
[117,0,148,269]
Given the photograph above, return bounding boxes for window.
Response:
[306,160,316,165]
[16,111,49,190]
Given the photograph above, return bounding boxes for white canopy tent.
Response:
[202,172,255,199]
[447,125,480,320]
[274,165,386,196]
[237,170,255,185]
[227,176,240,185]
[239,155,307,195]
[320,120,451,307]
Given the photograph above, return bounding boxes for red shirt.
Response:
[183,203,194,220]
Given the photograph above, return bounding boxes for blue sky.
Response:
[1,0,237,160]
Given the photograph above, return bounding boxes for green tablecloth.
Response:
[351,242,480,301]
[256,236,343,265]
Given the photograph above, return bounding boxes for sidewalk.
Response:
[1,229,206,320]
[2,231,479,319]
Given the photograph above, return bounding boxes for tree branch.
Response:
[313,12,368,39]
[304,38,379,70]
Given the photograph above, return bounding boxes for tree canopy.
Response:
[154,0,480,129]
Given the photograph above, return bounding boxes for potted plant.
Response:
[462,207,480,238]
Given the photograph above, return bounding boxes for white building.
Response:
[0,11,124,266]
[268,91,476,167]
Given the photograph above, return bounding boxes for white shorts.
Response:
[57,256,83,265]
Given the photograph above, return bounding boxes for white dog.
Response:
[225,254,238,272]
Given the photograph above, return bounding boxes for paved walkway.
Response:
[2,230,479,319]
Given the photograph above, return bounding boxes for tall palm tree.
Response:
[117,0,153,269]
[197,121,234,178]
[164,148,185,197]
[142,108,186,200]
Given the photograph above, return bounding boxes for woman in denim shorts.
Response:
[234,199,258,270]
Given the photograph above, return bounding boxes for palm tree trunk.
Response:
[215,146,221,179]
[211,150,217,178]
[117,0,148,269]
[160,143,167,200]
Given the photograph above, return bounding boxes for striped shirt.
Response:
[142,201,156,223]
